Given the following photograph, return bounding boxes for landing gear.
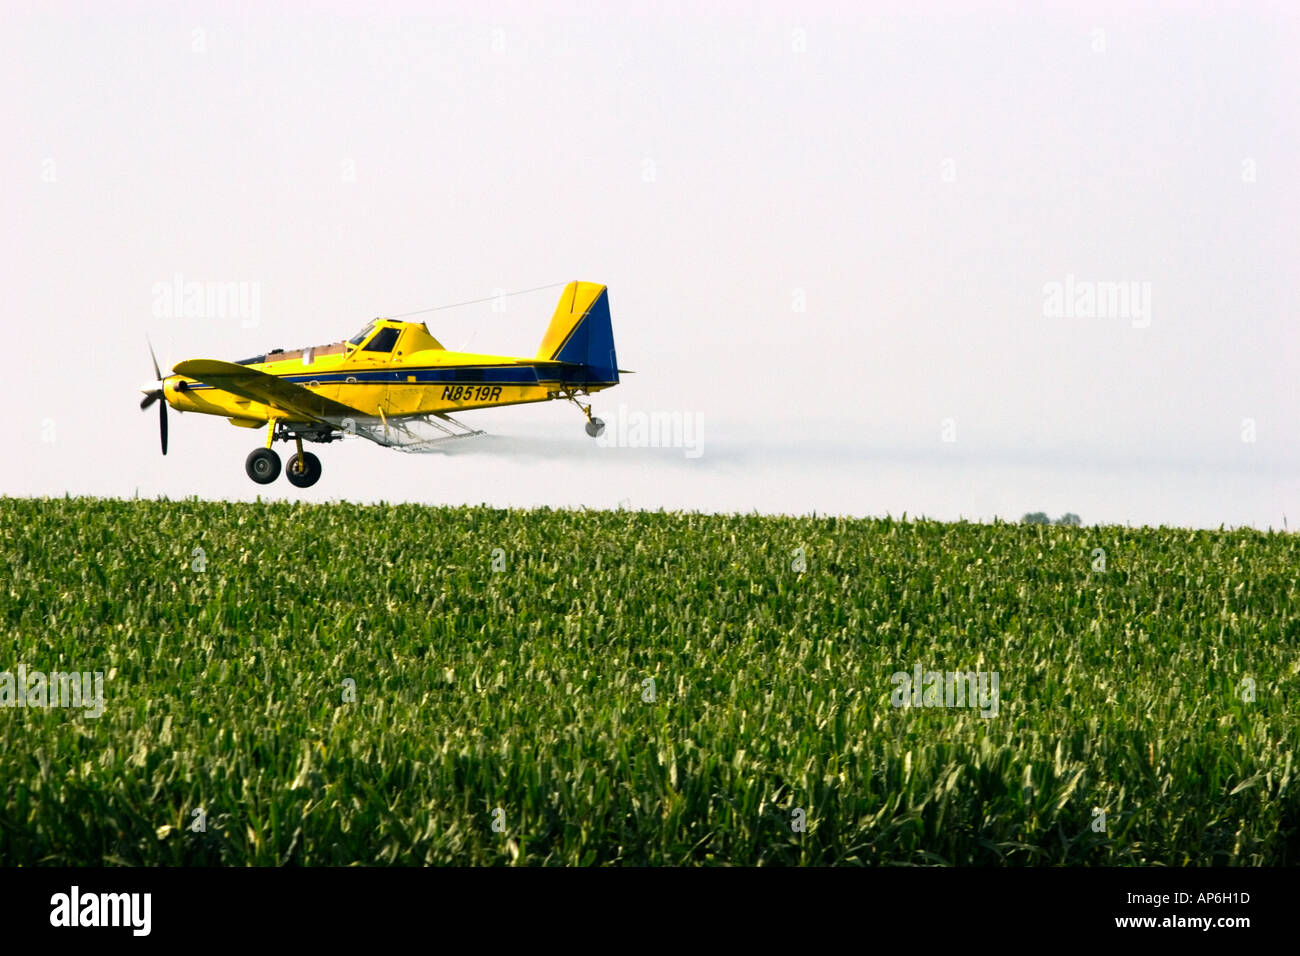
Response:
[245,422,334,487]
[245,448,281,484]
[563,391,605,438]
[285,451,322,488]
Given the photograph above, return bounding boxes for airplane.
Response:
[138,281,624,488]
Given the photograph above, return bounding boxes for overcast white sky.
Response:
[2,1,1296,528]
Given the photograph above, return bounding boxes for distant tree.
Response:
[1055,513,1082,527]
[1021,512,1051,525]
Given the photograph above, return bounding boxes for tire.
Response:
[585,417,606,438]
[285,451,322,488]
[245,448,281,484]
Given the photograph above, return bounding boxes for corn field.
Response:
[1,496,1296,865]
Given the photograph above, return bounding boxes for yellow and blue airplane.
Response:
[138,281,623,487]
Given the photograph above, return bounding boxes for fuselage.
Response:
[163,318,608,428]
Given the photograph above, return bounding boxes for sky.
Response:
[2,1,1297,528]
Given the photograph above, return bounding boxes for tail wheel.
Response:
[585,417,606,438]
[245,448,281,484]
[285,451,322,488]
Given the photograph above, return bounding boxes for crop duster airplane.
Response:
[138,281,623,488]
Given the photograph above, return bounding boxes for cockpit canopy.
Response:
[347,321,400,352]
[348,320,443,352]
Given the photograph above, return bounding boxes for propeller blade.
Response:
[144,338,168,453]
[147,337,162,382]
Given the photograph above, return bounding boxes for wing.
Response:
[172,358,487,451]
[172,359,365,423]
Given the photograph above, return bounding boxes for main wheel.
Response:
[245,448,281,484]
[585,417,605,438]
[285,451,322,488]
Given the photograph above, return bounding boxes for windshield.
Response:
[348,322,376,347]
[362,327,400,352]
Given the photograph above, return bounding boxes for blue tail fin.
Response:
[536,281,619,386]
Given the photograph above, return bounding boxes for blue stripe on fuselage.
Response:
[184,365,555,390]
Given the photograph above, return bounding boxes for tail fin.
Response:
[536,281,619,385]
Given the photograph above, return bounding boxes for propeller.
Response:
[140,338,169,455]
